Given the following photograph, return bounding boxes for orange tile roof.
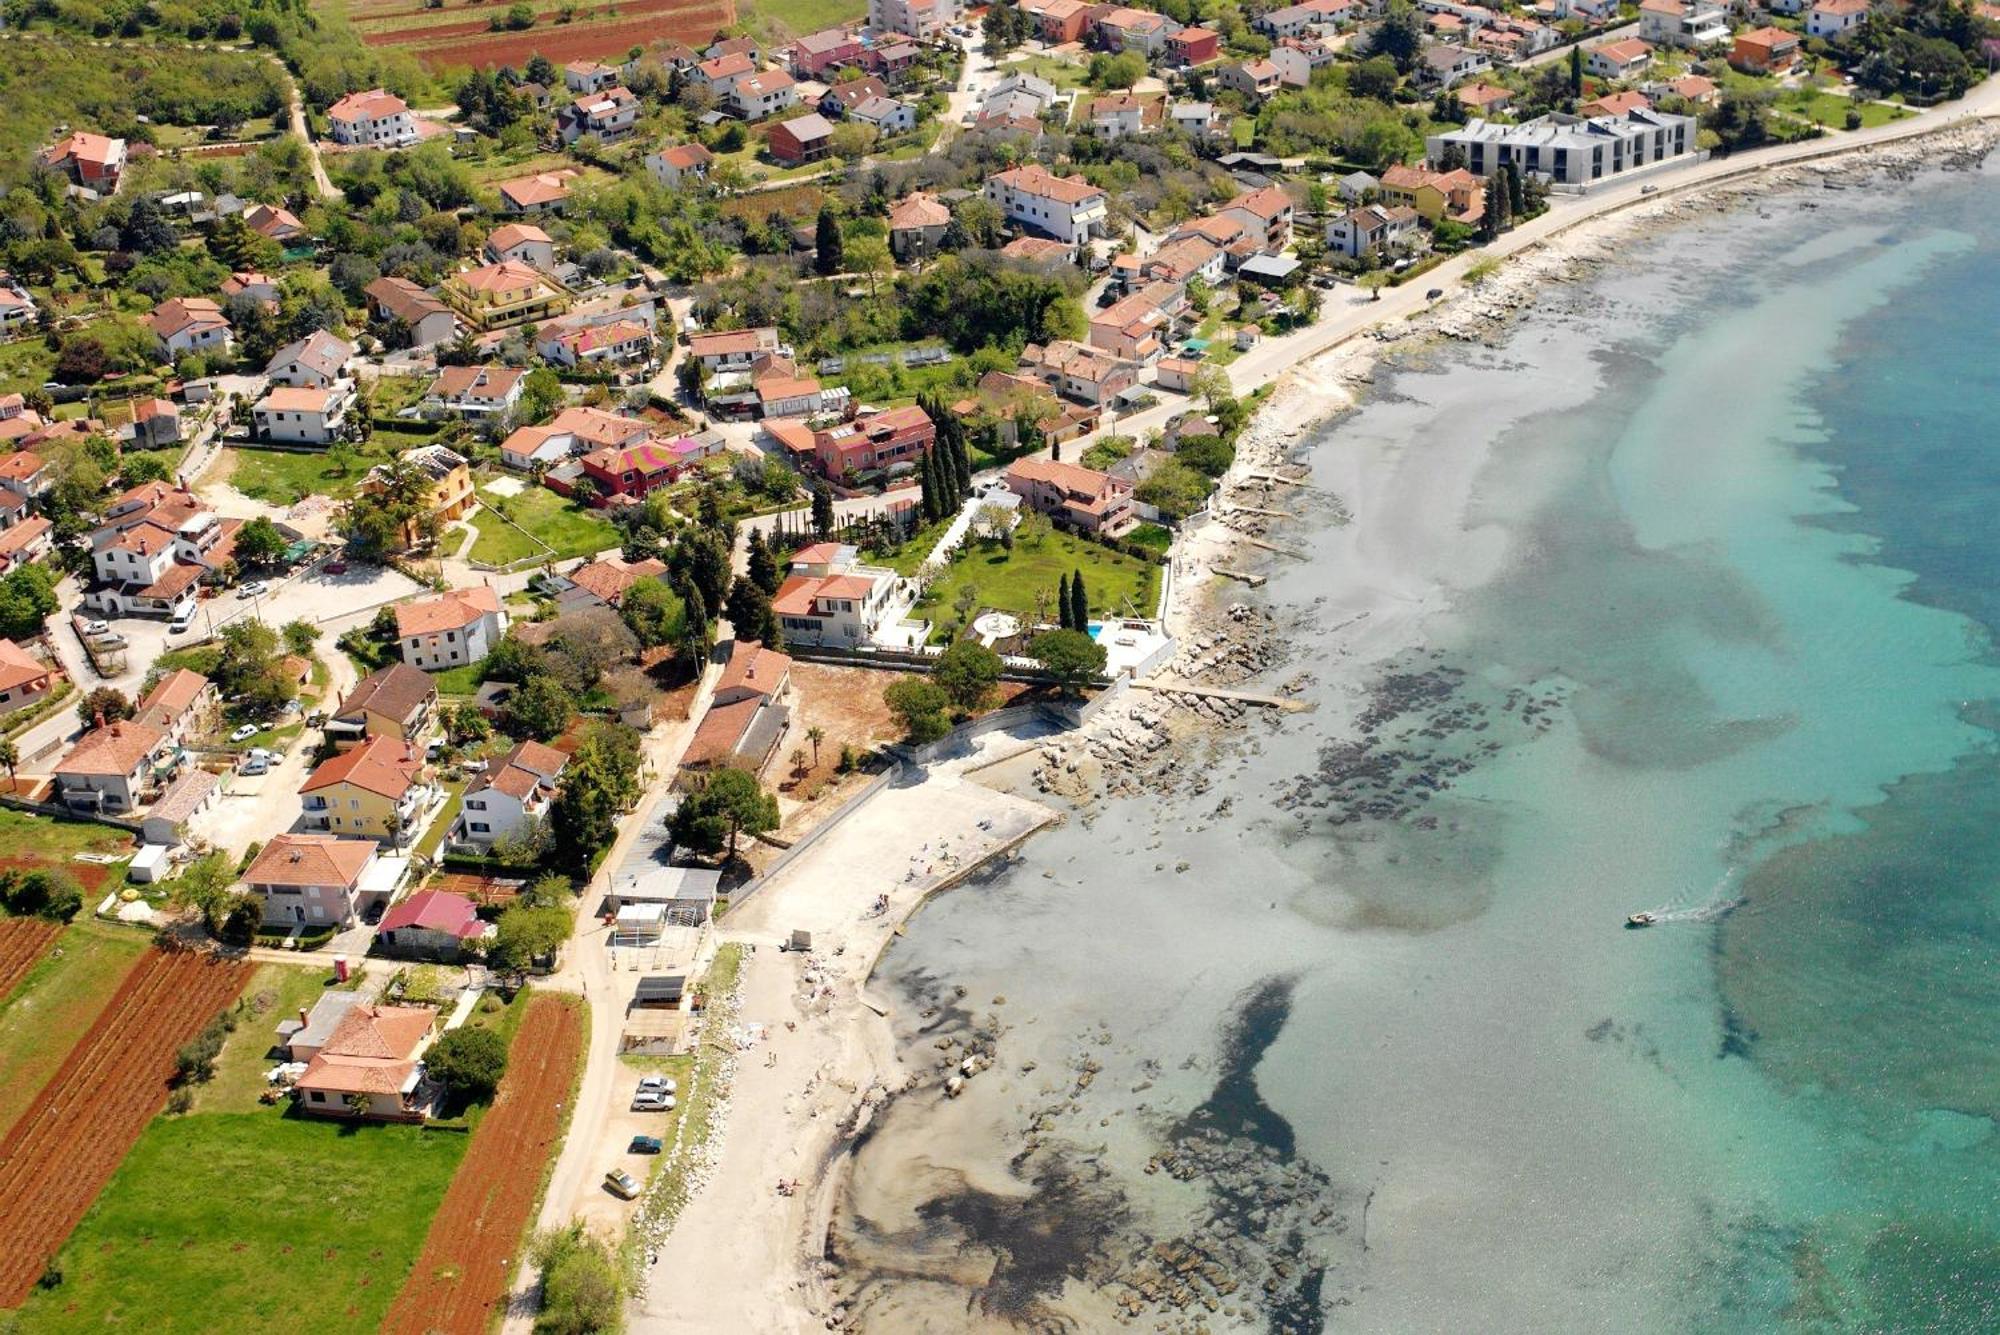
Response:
[55,720,166,777]
[301,734,425,800]
[395,585,501,637]
[0,638,48,694]
[247,834,378,887]
[716,639,791,697]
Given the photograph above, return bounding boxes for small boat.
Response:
[1626,912,1658,929]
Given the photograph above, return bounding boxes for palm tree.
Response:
[805,725,825,769]
[0,739,18,791]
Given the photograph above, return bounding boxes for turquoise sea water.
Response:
[840,164,2000,1330]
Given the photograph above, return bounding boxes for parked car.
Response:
[236,580,268,599]
[240,756,269,776]
[81,619,109,636]
[632,1088,676,1112]
[637,1074,678,1096]
[229,722,260,743]
[246,748,278,764]
[628,1135,664,1155]
[604,1169,642,1199]
[94,633,128,649]
[168,609,196,634]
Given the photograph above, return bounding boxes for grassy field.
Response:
[18,1112,468,1333]
[1777,89,1912,129]
[0,338,57,397]
[741,0,868,39]
[223,445,383,506]
[916,528,1160,630]
[469,484,619,565]
[0,921,148,1133]
[0,808,134,863]
[191,963,355,1114]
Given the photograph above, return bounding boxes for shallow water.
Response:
[836,163,2000,1331]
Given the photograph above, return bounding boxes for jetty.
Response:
[1213,568,1267,587]
[1132,679,1317,713]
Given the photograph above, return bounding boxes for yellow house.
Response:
[440,259,570,330]
[329,662,438,747]
[299,735,433,842]
[362,444,475,548]
[1378,164,1484,225]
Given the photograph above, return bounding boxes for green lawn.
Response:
[915,528,1160,632]
[0,921,147,1133]
[18,1112,468,1334]
[1001,53,1090,92]
[0,336,58,398]
[742,0,868,37]
[0,807,133,863]
[862,514,955,576]
[224,446,383,506]
[1777,89,1912,129]
[469,485,619,565]
[427,662,486,696]
[414,778,468,862]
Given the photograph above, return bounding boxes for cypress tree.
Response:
[1568,44,1583,99]
[811,481,834,537]
[954,428,974,497]
[1505,163,1524,218]
[1056,573,1072,631]
[747,529,780,596]
[1069,568,1088,632]
[918,445,937,521]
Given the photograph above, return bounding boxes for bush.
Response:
[532,1225,623,1335]
[1,867,86,921]
[426,1025,508,1101]
[883,676,952,744]
[174,1010,234,1086]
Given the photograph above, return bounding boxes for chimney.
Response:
[299,1007,310,1027]
[93,710,106,730]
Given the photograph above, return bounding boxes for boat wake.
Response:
[1630,872,1745,927]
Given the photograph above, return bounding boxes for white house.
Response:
[326,88,418,147]
[849,95,916,135]
[395,585,508,670]
[429,364,526,420]
[537,317,655,369]
[486,222,556,269]
[254,382,356,445]
[1637,0,1729,48]
[264,329,354,388]
[455,739,566,849]
[1806,0,1868,38]
[770,542,901,646]
[1325,203,1422,258]
[0,274,37,332]
[688,326,784,372]
[984,165,1109,246]
[646,142,715,188]
[868,0,961,39]
[730,70,799,121]
[1586,38,1655,80]
[52,720,175,814]
[558,86,640,143]
[147,297,231,360]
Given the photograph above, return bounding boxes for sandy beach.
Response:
[628,111,2000,1333]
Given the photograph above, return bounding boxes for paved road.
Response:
[498,645,724,1335]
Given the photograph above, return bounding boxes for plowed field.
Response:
[0,947,251,1305]
[0,917,59,1002]
[352,0,733,70]
[380,995,584,1334]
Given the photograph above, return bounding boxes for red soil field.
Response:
[381,4,733,69]
[0,856,115,894]
[0,946,251,1305]
[381,995,584,1335]
[358,0,698,42]
[0,917,60,1003]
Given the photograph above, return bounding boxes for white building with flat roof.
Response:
[1426,109,1698,188]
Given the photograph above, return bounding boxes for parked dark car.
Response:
[629,1135,664,1155]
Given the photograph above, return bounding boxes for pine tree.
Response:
[811,481,835,537]
[1056,572,1073,631]
[952,427,973,498]
[747,529,781,596]
[1069,569,1089,632]
[814,206,843,277]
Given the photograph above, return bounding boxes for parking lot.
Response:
[200,559,426,643]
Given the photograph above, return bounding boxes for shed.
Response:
[128,843,171,884]
[613,902,667,944]
[141,766,219,847]
[606,863,722,925]
[1238,254,1302,286]
[632,974,686,1008]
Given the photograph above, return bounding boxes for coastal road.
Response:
[498,647,724,1335]
[1078,78,2000,456]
